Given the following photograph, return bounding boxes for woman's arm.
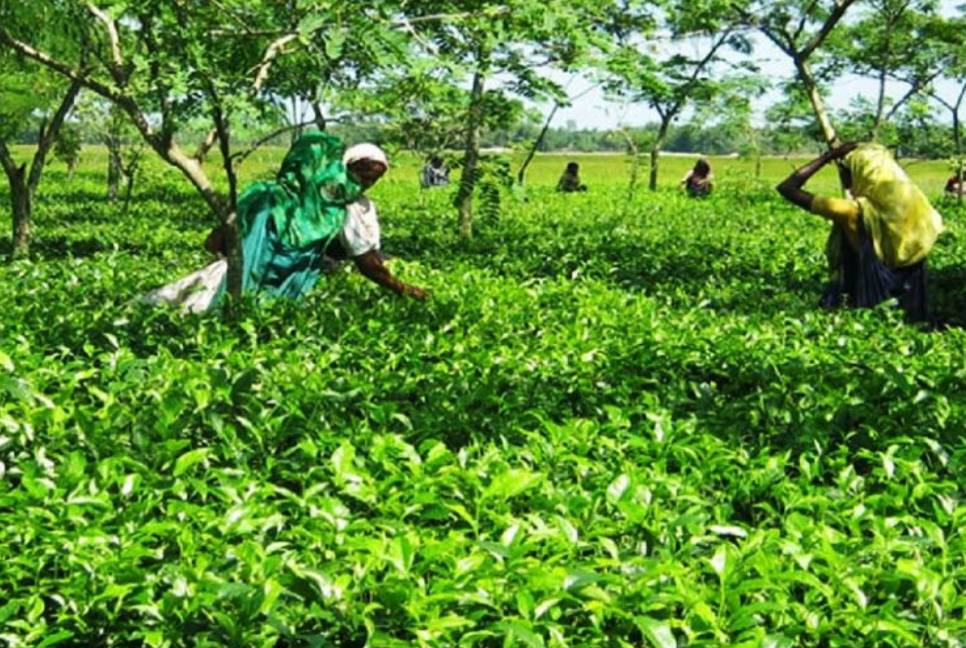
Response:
[353,250,427,300]
[776,142,858,211]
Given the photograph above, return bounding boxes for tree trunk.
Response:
[311,102,327,131]
[954,110,963,205]
[872,66,888,141]
[755,152,762,180]
[797,59,840,149]
[953,89,964,205]
[107,140,123,201]
[796,59,850,196]
[517,103,559,185]
[958,159,963,206]
[290,96,302,145]
[0,143,32,259]
[223,212,243,299]
[648,118,671,191]
[122,167,138,215]
[1,78,82,255]
[871,13,895,141]
[208,87,244,301]
[618,129,641,216]
[6,165,31,259]
[455,69,485,240]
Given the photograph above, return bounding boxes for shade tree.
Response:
[0,0,411,298]
[734,0,857,150]
[604,1,752,190]
[399,0,614,238]
[0,2,82,258]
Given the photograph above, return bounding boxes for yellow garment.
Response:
[810,196,859,278]
[844,143,943,268]
[811,195,860,222]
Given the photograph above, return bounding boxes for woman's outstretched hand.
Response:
[404,285,428,301]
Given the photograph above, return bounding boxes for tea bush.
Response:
[1,157,964,647]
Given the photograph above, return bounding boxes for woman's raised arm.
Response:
[776,142,858,211]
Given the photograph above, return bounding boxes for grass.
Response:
[11,144,958,197]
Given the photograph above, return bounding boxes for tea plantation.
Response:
[1,153,964,646]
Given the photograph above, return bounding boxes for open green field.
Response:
[1,147,965,646]
[9,144,958,196]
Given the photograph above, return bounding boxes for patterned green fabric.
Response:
[223,132,363,300]
[241,132,363,249]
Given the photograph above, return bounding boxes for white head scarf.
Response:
[343,143,389,169]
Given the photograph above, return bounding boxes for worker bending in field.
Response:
[421,155,450,189]
[945,173,963,197]
[777,142,943,321]
[145,134,426,313]
[681,157,713,197]
[556,162,588,192]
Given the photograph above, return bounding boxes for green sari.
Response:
[225,132,363,300]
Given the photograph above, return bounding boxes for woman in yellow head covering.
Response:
[777,142,943,321]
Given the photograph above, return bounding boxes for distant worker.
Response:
[681,157,713,197]
[556,161,588,193]
[421,155,450,189]
[145,134,426,313]
[945,173,963,196]
[777,142,943,322]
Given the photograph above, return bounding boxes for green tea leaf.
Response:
[172,447,210,477]
[636,617,676,648]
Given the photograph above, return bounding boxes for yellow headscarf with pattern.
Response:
[845,143,943,267]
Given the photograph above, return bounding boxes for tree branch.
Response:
[390,8,511,27]
[208,28,286,38]
[799,0,856,61]
[0,139,20,179]
[310,101,327,131]
[250,33,298,93]
[740,8,796,58]
[195,31,299,161]
[882,69,943,124]
[205,7,513,38]
[0,27,130,108]
[0,26,227,218]
[927,78,964,113]
[931,91,954,111]
[668,30,732,117]
[193,129,219,161]
[232,118,348,165]
[731,3,785,53]
[792,0,820,45]
[85,2,125,84]
[28,78,83,192]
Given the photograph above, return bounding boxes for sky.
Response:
[538,16,963,131]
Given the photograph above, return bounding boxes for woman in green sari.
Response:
[145,133,426,312]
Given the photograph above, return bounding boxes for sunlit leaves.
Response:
[0,153,964,645]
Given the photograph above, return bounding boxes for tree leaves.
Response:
[172,447,211,477]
